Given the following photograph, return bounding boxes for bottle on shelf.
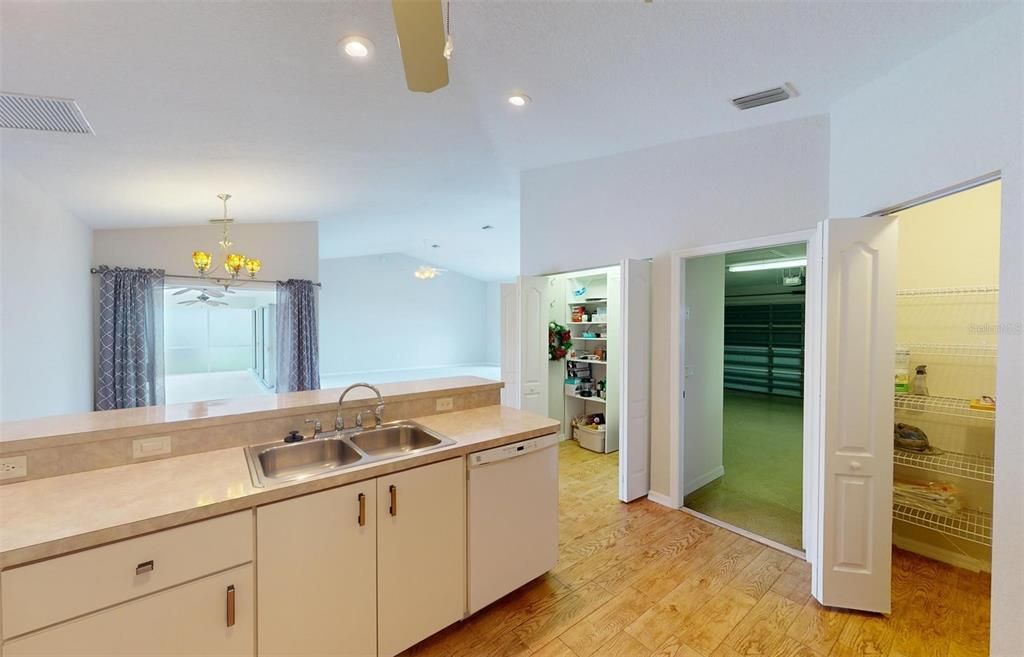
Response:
[912,364,929,396]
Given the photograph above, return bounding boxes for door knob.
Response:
[850,461,862,471]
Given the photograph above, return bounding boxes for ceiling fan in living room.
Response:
[176,291,229,308]
[390,0,452,93]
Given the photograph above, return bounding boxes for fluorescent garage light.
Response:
[728,257,807,273]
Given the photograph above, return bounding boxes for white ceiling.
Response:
[0,1,999,280]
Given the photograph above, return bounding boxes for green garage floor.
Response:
[684,390,804,550]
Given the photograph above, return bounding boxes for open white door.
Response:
[518,276,549,416]
[811,217,897,613]
[618,258,652,502]
[499,283,520,408]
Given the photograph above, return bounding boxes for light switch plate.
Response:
[435,397,454,411]
[133,435,171,459]
[0,455,27,480]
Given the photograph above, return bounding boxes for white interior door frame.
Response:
[668,228,816,510]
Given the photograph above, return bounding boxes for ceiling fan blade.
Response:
[179,300,198,306]
[172,287,192,295]
[391,0,449,93]
[205,289,225,297]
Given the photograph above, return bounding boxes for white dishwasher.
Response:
[467,433,559,614]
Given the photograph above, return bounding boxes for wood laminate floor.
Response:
[403,441,990,657]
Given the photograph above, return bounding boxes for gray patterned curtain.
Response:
[276,279,320,392]
[95,266,165,410]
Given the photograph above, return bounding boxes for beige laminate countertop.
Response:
[0,405,559,569]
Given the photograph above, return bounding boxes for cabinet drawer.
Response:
[2,564,253,656]
[1,511,252,639]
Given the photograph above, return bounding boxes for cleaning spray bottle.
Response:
[913,365,929,396]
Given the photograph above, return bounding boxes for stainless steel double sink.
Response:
[244,421,456,488]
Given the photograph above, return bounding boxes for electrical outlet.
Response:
[435,397,454,412]
[0,455,27,480]
[133,435,171,459]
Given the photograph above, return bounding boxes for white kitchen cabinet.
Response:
[3,564,252,656]
[376,457,465,657]
[2,511,253,639]
[257,480,377,657]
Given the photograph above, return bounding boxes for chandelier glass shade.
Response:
[192,250,213,274]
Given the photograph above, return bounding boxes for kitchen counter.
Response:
[0,405,559,569]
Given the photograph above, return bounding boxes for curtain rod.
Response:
[89,268,322,288]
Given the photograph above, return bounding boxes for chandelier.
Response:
[414,265,446,280]
[191,194,262,285]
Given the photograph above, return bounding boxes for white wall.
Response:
[483,281,503,365]
[318,253,491,376]
[521,115,831,495]
[828,7,1023,654]
[92,222,319,282]
[0,167,93,422]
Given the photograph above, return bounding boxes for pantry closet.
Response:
[507,259,651,502]
[546,267,621,454]
[890,180,1000,573]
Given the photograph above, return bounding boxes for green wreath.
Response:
[549,321,573,361]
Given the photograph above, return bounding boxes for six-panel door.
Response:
[257,481,378,657]
[376,457,466,657]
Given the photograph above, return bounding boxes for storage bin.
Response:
[574,425,606,453]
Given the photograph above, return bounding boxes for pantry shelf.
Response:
[896,285,999,298]
[893,449,994,483]
[897,343,997,358]
[892,503,992,546]
[894,394,995,422]
[567,299,607,304]
[573,337,607,341]
[566,393,606,404]
[567,358,607,365]
[567,321,608,325]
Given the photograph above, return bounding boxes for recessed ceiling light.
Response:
[339,35,374,59]
[507,93,531,107]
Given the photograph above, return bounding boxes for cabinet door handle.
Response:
[358,492,366,526]
[226,585,236,627]
[389,484,398,517]
[135,560,154,575]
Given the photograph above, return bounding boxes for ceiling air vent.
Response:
[0,92,93,134]
[731,84,795,111]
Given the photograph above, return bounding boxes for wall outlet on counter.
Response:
[0,455,27,480]
[435,397,454,412]
[133,436,172,459]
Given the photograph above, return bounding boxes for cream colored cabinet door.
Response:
[257,480,377,657]
[377,457,466,657]
[3,565,252,656]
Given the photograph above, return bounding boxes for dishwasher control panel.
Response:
[468,433,559,467]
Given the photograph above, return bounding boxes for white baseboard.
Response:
[683,465,725,496]
[647,491,681,509]
[893,534,990,573]
[320,363,500,378]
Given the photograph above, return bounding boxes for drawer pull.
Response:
[358,492,366,527]
[389,484,398,517]
[135,560,154,576]
[226,585,236,627]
